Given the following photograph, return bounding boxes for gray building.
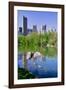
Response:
[23,16,28,35]
[18,27,22,35]
[27,29,33,34]
[33,25,37,32]
[42,25,46,32]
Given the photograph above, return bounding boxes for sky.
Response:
[17,10,57,31]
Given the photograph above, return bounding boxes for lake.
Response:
[18,52,57,78]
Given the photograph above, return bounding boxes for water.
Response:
[18,52,57,78]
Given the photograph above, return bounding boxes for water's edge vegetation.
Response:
[18,68,36,79]
[18,31,57,56]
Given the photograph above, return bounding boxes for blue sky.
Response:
[17,10,57,31]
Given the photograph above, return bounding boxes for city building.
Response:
[23,16,28,35]
[18,16,49,35]
[18,27,22,35]
[42,25,46,33]
[27,29,33,34]
[33,25,37,32]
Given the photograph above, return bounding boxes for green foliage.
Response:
[18,31,57,55]
[48,31,57,46]
[18,68,36,79]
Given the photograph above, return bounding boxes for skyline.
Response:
[17,10,57,31]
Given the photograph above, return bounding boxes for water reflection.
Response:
[18,51,57,78]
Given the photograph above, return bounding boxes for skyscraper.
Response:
[33,25,37,32]
[42,25,46,32]
[23,16,28,35]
